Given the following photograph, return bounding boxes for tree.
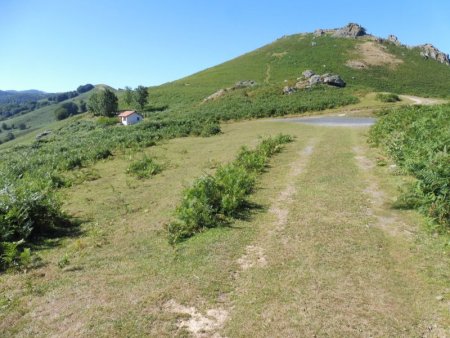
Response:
[135,85,149,110]
[123,86,133,107]
[61,102,79,115]
[54,107,69,120]
[55,102,79,121]
[88,89,118,117]
[2,122,8,130]
[5,132,15,141]
[79,100,87,113]
[76,84,94,94]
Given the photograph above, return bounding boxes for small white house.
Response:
[118,111,143,125]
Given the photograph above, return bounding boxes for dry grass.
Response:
[1,119,449,337]
[347,41,403,69]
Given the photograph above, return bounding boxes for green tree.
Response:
[88,89,118,117]
[88,92,100,115]
[135,85,148,110]
[2,122,8,130]
[54,107,69,120]
[5,132,15,141]
[124,86,133,107]
[54,102,79,121]
[79,100,87,113]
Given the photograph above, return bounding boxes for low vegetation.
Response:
[369,104,450,230]
[376,92,400,102]
[127,156,162,179]
[0,116,221,270]
[168,134,293,244]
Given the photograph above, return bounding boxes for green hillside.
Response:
[0,85,111,148]
[147,32,450,115]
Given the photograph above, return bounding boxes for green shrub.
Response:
[215,164,256,216]
[168,134,293,244]
[127,156,162,179]
[0,177,63,242]
[97,116,118,126]
[376,93,401,103]
[369,104,450,230]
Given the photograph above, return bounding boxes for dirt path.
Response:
[400,95,446,105]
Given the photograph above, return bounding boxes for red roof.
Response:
[118,110,138,117]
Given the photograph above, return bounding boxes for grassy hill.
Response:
[1,24,450,336]
[0,85,112,148]
[146,32,450,115]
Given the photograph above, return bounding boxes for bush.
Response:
[376,93,401,103]
[127,156,162,179]
[97,116,118,126]
[168,134,293,244]
[0,176,63,243]
[369,104,450,230]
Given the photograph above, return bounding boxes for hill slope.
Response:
[148,24,450,113]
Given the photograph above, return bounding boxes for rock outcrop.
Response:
[322,74,346,87]
[283,86,296,95]
[233,80,257,89]
[203,80,257,102]
[284,71,346,94]
[302,70,315,79]
[332,23,366,38]
[387,34,402,46]
[419,44,450,65]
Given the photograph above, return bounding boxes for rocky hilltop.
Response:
[314,23,449,66]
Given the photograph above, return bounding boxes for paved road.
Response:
[277,116,376,127]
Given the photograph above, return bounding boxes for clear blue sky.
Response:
[1,0,449,92]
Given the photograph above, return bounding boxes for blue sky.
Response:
[1,0,449,92]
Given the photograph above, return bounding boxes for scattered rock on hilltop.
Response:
[332,23,367,38]
[387,34,402,46]
[419,44,450,65]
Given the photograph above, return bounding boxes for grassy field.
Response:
[1,119,449,336]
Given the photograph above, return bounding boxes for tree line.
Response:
[88,86,149,117]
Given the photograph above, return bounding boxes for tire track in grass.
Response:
[353,145,414,239]
[236,140,316,271]
[225,127,450,337]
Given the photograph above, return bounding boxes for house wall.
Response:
[122,114,142,125]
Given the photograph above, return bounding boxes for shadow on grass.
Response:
[29,215,86,251]
[230,201,266,223]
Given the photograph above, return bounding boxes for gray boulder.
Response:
[233,80,257,89]
[387,34,401,46]
[314,29,325,37]
[332,23,366,38]
[302,70,315,79]
[322,74,346,87]
[418,44,449,65]
[283,86,296,95]
[308,75,323,86]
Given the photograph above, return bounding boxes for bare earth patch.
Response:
[237,245,268,270]
[400,95,446,105]
[271,51,287,59]
[347,41,403,68]
[269,143,315,231]
[164,299,228,337]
